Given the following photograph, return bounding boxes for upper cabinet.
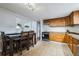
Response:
[43,15,72,27]
[44,17,66,27]
[65,13,74,26]
[73,11,79,25]
[43,10,79,27]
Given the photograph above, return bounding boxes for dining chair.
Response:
[19,31,30,54]
[33,33,36,45]
[0,32,3,56]
[1,32,13,56]
[28,31,35,47]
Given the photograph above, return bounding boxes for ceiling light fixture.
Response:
[24,3,36,11]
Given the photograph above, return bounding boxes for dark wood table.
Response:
[5,32,36,56]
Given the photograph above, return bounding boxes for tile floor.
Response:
[22,40,73,56]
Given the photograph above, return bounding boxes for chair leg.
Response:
[26,41,30,50]
[9,39,13,56]
[19,40,22,55]
[19,47,22,55]
[32,37,34,47]
[27,46,29,50]
[2,51,6,56]
[2,43,7,56]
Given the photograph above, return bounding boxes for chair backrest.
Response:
[0,32,4,54]
[1,32,6,41]
[0,32,7,55]
[21,32,29,40]
[33,33,36,44]
[1,32,14,56]
[1,32,9,45]
[28,31,34,38]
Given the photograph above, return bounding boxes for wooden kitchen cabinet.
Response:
[66,11,79,25]
[65,34,73,51]
[43,15,72,27]
[49,32,65,42]
[64,34,78,55]
[73,11,79,25]
[49,32,79,55]
[65,16,70,26]
[49,18,66,27]
[43,10,79,26]
[65,13,74,26]
[72,43,77,55]
[72,37,79,55]
[44,17,66,27]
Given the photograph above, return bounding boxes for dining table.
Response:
[2,31,36,56]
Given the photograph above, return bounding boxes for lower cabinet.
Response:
[72,44,77,55]
[68,44,73,51]
[49,32,65,42]
[49,33,79,55]
[65,34,78,55]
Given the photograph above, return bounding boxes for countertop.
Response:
[68,33,79,40]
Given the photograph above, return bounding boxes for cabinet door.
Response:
[67,35,72,51]
[69,12,74,25]
[63,34,68,43]
[49,32,65,42]
[65,16,70,26]
[73,11,79,24]
[68,44,73,52]
[49,18,66,27]
[72,43,77,55]
[65,13,74,26]
[72,38,78,55]
[44,17,66,27]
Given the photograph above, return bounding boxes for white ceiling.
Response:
[0,3,79,21]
